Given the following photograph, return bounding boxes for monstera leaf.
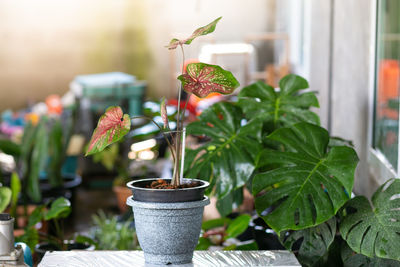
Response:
[185,102,262,215]
[166,17,222,50]
[281,217,337,267]
[238,75,319,129]
[340,178,400,261]
[341,241,400,267]
[253,122,358,233]
[86,106,131,156]
[178,63,240,98]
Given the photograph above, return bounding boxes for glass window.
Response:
[373,0,400,171]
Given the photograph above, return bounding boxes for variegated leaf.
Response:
[166,17,222,50]
[86,106,131,156]
[178,63,239,98]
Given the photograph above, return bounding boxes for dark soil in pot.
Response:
[127,178,209,202]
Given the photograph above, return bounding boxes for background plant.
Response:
[87,210,140,250]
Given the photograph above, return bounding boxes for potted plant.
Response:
[16,197,94,262]
[85,17,240,264]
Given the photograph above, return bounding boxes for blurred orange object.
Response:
[46,94,63,115]
[25,113,40,126]
[377,59,400,119]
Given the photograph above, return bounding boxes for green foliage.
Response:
[238,75,319,129]
[0,139,21,158]
[10,172,21,218]
[253,122,358,233]
[47,119,64,187]
[280,217,337,267]
[90,210,139,250]
[341,241,400,267]
[45,197,71,220]
[185,102,262,216]
[15,227,39,252]
[0,186,11,212]
[226,214,251,239]
[340,178,400,261]
[92,143,119,171]
[196,214,256,251]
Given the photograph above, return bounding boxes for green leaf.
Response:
[253,122,359,233]
[0,186,11,213]
[15,227,39,252]
[340,178,400,261]
[86,106,131,156]
[238,75,319,129]
[27,119,48,202]
[28,205,45,228]
[166,17,222,50]
[47,119,64,187]
[226,214,251,239]
[0,139,21,158]
[202,217,231,231]
[341,241,400,267]
[178,63,240,98]
[196,237,213,250]
[45,197,71,220]
[235,241,258,250]
[216,188,243,217]
[75,235,98,249]
[185,102,262,201]
[281,217,337,267]
[10,172,21,217]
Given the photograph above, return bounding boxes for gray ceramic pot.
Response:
[126,196,210,265]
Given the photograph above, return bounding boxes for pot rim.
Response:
[126,178,209,191]
[126,195,210,209]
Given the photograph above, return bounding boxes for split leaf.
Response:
[340,178,400,261]
[238,75,319,129]
[253,122,358,233]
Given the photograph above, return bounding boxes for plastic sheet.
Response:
[39,250,300,267]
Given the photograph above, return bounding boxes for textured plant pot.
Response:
[126,196,210,265]
[126,178,209,202]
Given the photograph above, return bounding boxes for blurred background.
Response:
[0,0,398,264]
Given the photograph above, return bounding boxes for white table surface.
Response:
[38,250,300,267]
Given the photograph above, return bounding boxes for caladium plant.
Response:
[86,17,239,187]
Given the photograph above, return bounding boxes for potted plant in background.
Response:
[85,17,240,265]
[16,197,94,262]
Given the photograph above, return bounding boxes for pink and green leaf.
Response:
[177,63,240,98]
[166,17,222,50]
[86,106,131,156]
[160,97,169,129]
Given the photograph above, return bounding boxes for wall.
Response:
[0,0,276,112]
[307,0,374,196]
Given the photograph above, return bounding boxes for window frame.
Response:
[368,0,398,184]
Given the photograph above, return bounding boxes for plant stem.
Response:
[172,45,186,186]
[130,116,176,164]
